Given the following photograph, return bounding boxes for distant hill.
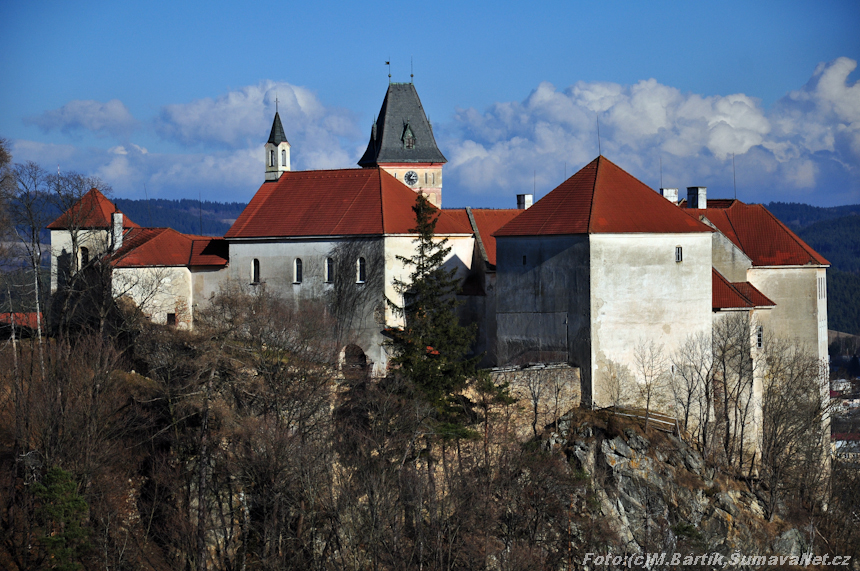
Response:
[766,201,860,230]
[113,198,247,237]
[767,202,860,336]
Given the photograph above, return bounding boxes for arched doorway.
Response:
[343,344,368,378]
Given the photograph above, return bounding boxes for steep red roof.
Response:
[47,188,140,230]
[226,168,471,239]
[689,201,829,266]
[111,228,226,268]
[468,208,521,265]
[712,269,776,310]
[495,157,712,237]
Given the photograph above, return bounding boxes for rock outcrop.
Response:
[544,409,816,565]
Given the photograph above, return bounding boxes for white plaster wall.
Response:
[50,228,110,292]
[589,232,713,407]
[113,266,193,328]
[711,231,752,283]
[229,238,340,298]
[230,237,388,372]
[382,234,474,325]
[190,267,231,316]
[747,266,828,362]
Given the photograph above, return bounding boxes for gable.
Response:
[48,188,140,230]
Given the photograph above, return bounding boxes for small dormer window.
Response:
[402,124,415,149]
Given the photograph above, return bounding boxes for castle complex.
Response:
[49,82,829,413]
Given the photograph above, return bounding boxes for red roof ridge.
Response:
[47,187,140,230]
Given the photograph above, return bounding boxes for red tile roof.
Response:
[495,156,712,237]
[112,228,227,268]
[190,238,229,267]
[0,312,43,330]
[47,188,140,230]
[689,201,829,266]
[712,269,776,310]
[226,168,471,239]
[468,208,521,266]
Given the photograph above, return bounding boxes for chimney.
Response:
[660,188,678,203]
[517,193,533,210]
[687,186,707,209]
[111,212,123,251]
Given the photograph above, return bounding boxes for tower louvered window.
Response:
[402,124,415,149]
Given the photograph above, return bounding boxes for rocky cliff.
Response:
[541,409,842,569]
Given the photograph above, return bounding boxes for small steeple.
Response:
[265,111,291,181]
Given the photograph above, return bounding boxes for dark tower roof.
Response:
[267,112,289,145]
[358,83,447,166]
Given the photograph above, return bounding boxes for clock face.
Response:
[404,171,418,186]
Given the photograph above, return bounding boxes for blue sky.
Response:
[2,0,859,208]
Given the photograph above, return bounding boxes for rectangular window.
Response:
[756,325,763,349]
[252,259,260,284]
[522,255,527,266]
[294,258,303,284]
[675,246,683,263]
[167,313,176,327]
[325,257,334,283]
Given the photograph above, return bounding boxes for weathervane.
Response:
[275,93,279,113]
[386,59,391,83]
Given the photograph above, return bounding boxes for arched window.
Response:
[80,247,89,267]
[325,257,334,283]
[294,258,303,283]
[281,149,286,166]
[252,259,260,284]
[356,257,366,284]
[269,149,275,167]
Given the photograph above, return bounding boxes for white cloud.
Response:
[441,57,860,204]
[25,99,138,139]
[154,80,361,171]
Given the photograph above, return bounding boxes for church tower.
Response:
[358,83,446,207]
[265,111,291,181]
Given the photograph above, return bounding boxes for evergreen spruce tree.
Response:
[387,194,489,435]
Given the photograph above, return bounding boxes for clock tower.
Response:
[358,83,446,207]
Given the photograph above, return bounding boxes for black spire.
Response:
[268,112,289,145]
[358,83,446,167]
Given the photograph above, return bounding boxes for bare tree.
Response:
[757,338,829,520]
[325,238,384,348]
[712,313,758,470]
[633,339,669,432]
[602,359,635,409]
[671,332,716,454]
